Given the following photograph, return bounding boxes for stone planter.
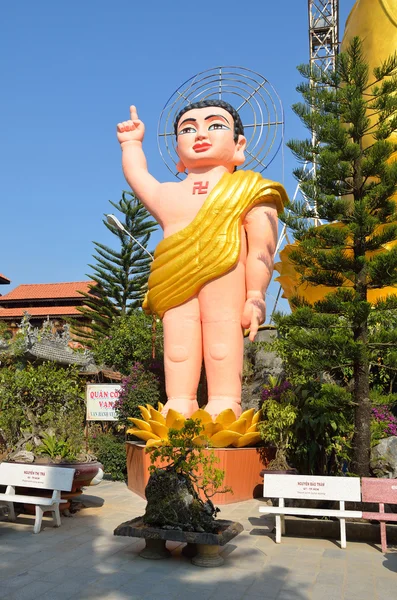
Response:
[114,516,243,567]
[126,442,275,504]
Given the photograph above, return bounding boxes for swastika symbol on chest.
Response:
[192,181,209,195]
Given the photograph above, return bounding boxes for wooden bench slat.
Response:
[0,494,67,506]
[259,506,363,518]
[362,511,397,522]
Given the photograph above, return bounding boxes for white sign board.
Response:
[263,474,361,502]
[0,463,75,491]
[86,384,121,421]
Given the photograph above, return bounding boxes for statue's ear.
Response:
[176,159,186,173]
[234,135,247,166]
[175,146,186,173]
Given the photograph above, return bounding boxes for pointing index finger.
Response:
[130,105,138,121]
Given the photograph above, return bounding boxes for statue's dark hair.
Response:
[174,99,244,142]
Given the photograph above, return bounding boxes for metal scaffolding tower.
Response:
[309,0,339,75]
[270,1,339,320]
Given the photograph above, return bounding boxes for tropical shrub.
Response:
[89,432,127,481]
[92,311,163,375]
[259,379,354,475]
[114,362,160,426]
[0,362,85,452]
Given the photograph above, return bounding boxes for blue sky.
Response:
[0,0,356,316]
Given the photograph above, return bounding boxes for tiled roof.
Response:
[0,273,11,284]
[0,306,86,318]
[0,281,95,302]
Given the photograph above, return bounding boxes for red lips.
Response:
[193,143,212,152]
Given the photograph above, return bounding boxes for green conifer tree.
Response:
[71,191,157,345]
[277,37,397,475]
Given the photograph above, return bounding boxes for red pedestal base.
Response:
[126,442,274,505]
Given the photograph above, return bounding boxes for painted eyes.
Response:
[178,122,231,136]
[208,123,230,131]
[178,126,196,136]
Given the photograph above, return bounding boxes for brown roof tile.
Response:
[0,306,86,318]
[0,273,11,284]
[0,281,95,302]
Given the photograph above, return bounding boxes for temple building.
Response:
[0,273,11,286]
[0,281,95,338]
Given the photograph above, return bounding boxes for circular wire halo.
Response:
[157,66,284,179]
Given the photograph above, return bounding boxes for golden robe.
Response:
[143,170,288,318]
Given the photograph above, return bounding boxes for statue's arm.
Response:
[242,202,278,341]
[117,106,161,216]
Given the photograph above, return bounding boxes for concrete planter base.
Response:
[114,516,243,567]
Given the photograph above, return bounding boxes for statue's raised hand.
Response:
[117,105,145,144]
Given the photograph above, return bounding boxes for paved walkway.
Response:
[0,480,396,600]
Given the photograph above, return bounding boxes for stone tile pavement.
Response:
[0,480,396,600]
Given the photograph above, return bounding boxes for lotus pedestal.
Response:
[126,442,273,504]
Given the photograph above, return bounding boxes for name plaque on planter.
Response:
[86,384,121,421]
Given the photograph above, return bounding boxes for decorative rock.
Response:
[242,327,283,411]
[143,468,216,533]
[371,436,397,478]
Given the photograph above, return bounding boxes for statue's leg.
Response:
[200,263,245,419]
[161,297,202,418]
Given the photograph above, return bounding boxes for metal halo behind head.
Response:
[157,66,284,179]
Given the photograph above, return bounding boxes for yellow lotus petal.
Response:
[149,420,169,439]
[138,405,151,422]
[240,408,255,428]
[127,418,152,432]
[145,438,164,448]
[215,409,237,428]
[228,418,247,434]
[157,402,164,412]
[209,430,242,448]
[192,435,209,447]
[166,408,185,428]
[190,409,213,424]
[247,423,259,433]
[126,428,160,442]
[203,422,223,437]
[233,432,262,447]
[251,410,262,425]
[170,416,186,431]
[149,407,166,425]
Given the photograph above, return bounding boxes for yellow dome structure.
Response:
[126,403,262,448]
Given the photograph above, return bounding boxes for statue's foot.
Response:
[161,398,199,419]
[205,399,242,420]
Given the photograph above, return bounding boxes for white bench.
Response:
[259,474,362,548]
[0,462,75,534]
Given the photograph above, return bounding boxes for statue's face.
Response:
[175,106,246,172]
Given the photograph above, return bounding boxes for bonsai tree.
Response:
[143,420,229,532]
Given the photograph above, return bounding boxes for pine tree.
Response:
[72,191,157,346]
[278,37,397,475]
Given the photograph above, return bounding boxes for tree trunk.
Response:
[351,346,371,475]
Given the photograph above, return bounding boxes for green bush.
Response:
[92,311,163,375]
[90,433,127,481]
[0,362,84,451]
[114,362,160,426]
